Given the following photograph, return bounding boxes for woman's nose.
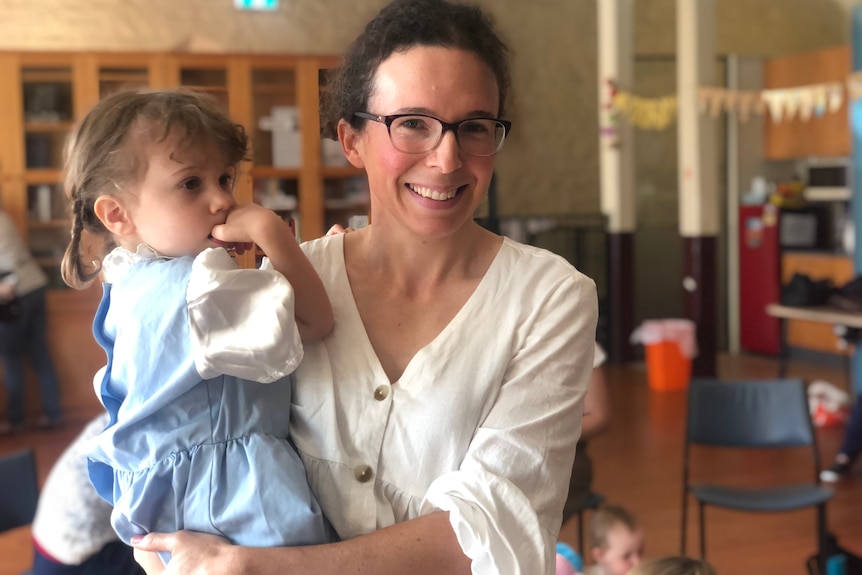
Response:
[428,130,463,173]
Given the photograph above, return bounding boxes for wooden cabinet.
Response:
[763,45,851,160]
[781,251,855,354]
[0,51,366,416]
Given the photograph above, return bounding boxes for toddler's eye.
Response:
[219,173,234,190]
[182,177,202,191]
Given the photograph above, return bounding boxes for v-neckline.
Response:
[334,233,507,385]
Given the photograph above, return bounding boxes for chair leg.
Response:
[698,501,706,559]
[817,503,828,571]
[681,490,688,555]
[577,508,584,554]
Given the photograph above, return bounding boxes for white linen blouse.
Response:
[292,234,598,575]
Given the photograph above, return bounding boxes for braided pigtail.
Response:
[61,191,110,289]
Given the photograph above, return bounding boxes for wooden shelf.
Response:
[24,121,74,133]
[253,85,296,95]
[322,165,364,179]
[29,219,70,230]
[23,170,64,183]
[250,166,301,179]
[21,70,71,83]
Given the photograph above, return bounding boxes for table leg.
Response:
[778,317,788,378]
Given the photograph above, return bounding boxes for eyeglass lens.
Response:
[389,116,506,156]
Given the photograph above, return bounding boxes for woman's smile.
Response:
[406,183,465,201]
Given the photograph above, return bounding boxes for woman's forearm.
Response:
[135,512,472,575]
[237,512,471,575]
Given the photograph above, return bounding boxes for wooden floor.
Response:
[1,352,860,575]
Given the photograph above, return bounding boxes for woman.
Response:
[132,0,597,573]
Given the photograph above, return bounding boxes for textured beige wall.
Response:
[0,0,851,217]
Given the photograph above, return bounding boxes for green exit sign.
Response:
[234,0,279,10]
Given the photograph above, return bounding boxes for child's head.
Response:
[628,556,717,575]
[61,89,249,289]
[589,504,644,575]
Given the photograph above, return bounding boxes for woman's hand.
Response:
[0,280,15,303]
[132,531,236,575]
[325,224,354,236]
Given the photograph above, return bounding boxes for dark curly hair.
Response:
[321,0,511,139]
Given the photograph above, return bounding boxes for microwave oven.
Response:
[779,206,833,250]
[805,157,851,202]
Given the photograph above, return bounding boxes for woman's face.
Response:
[344,46,500,239]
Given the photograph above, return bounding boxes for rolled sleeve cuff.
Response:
[420,469,554,575]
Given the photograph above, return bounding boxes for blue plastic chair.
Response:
[681,378,834,567]
[0,448,39,533]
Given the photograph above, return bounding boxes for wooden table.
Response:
[765,303,862,377]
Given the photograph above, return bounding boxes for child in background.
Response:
[30,413,144,575]
[585,504,644,575]
[628,557,717,575]
[61,89,334,565]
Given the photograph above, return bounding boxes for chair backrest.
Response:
[686,378,814,448]
[0,448,39,532]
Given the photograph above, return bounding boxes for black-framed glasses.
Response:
[354,112,512,157]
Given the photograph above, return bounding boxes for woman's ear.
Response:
[93,195,135,237]
[337,119,365,169]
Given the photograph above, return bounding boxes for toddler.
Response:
[61,89,334,565]
[585,504,644,575]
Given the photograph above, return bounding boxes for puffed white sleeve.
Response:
[421,272,597,575]
[186,247,303,383]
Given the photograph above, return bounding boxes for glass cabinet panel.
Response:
[318,65,367,232]
[22,66,73,171]
[99,65,150,98]
[251,67,298,168]
[249,64,300,239]
[324,175,369,232]
[26,182,69,289]
[178,66,229,112]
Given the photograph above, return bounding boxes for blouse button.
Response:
[354,465,374,483]
[373,385,390,401]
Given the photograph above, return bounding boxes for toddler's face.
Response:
[594,524,644,575]
[121,131,237,258]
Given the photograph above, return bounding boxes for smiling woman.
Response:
[130,1,598,574]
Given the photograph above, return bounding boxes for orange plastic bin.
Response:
[631,319,697,392]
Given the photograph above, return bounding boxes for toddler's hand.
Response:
[210,204,284,252]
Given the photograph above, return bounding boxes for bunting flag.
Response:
[612,91,678,130]
[608,75,858,131]
[697,82,845,123]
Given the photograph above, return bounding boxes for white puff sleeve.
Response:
[186,248,303,383]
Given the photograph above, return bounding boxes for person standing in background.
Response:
[0,210,62,434]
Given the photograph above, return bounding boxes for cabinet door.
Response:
[165,55,231,113]
[97,53,167,98]
[781,252,855,354]
[246,57,302,238]
[0,56,16,185]
[315,58,367,238]
[17,55,77,289]
[15,54,167,291]
[764,45,851,160]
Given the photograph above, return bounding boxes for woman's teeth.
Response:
[409,184,457,200]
